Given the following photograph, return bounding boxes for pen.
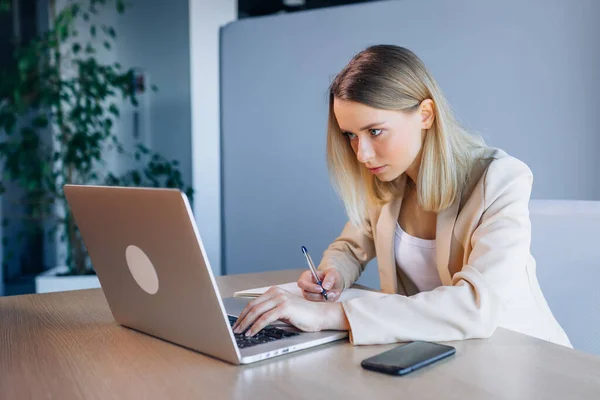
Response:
[301,246,328,301]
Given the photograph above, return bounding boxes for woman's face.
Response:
[333,98,434,182]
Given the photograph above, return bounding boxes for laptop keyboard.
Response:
[227,315,299,349]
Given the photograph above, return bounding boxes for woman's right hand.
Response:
[297,268,344,302]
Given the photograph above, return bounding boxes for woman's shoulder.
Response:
[463,147,533,205]
[474,146,532,181]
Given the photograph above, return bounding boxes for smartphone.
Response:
[361,341,456,376]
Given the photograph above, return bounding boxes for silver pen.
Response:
[301,246,328,300]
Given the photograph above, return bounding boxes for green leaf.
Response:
[72,42,82,54]
[116,0,125,14]
[0,112,17,133]
[108,104,119,117]
[13,89,22,107]
[103,41,111,50]
[57,24,69,41]
[71,3,81,18]
[32,115,49,128]
[0,1,11,13]
[132,171,141,185]
[186,188,194,201]
[90,25,96,37]
[17,58,29,73]
[41,161,51,175]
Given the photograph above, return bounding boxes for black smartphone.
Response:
[361,341,456,376]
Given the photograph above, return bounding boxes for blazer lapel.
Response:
[435,193,461,285]
[375,178,461,292]
[376,195,402,294]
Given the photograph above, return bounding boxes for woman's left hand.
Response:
[232,287,348,337]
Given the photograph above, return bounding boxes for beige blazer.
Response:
[318,148,572,347]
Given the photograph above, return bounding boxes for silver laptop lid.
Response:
[64,185,241,364]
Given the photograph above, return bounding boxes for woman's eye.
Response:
[369,129,383,137]
[344,131,357,140]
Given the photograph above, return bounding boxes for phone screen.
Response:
[361,341,455,375]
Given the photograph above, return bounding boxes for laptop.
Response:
[64,185,348,364]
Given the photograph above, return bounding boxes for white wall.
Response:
[113,0,193,186]
[189,0,237,276]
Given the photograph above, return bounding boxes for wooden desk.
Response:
[1,269,599,399]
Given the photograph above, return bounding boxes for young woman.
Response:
[232,45,571,347]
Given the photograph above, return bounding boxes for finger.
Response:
[233,288,281,329]
[298,270,313,281]
[234,297,280,334]
[325,291,340,302]
[297,270,316,286]
[304,289,339,302]
[302,291,326,302]
[247,308,282,337]
[321,271,337,290]
[299,270,325,284]
[234,297,270,330]
[233,298,264,330]
[297,278,326,294]
[233,287,284,331]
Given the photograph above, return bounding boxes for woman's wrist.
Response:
[321,302,350,331]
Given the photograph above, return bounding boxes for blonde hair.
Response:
[327,45,485,234]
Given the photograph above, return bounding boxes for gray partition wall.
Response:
[220,0,600,286]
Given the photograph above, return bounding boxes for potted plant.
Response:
[0,0,193,293]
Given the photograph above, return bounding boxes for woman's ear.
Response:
[419,99,435,129]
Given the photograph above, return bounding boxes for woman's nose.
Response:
[356,139,375,164]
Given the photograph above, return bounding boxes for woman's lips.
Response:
[368,165,387,174]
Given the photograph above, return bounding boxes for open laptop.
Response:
[64,185,348,364]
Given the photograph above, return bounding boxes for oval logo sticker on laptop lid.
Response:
[125,245,159,295]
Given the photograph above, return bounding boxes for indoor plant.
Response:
[0,0,193,292]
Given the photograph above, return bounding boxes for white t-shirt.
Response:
[394,222,442,292]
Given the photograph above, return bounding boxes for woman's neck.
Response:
[405,149,423,184]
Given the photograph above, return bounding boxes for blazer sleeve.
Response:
[341,157,533,345]
[317,220,376,289]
